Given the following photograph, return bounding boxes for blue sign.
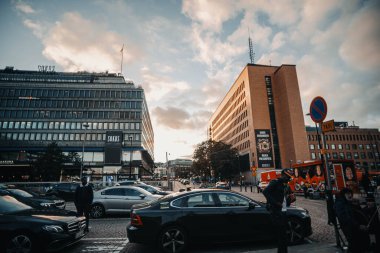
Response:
[309,96,327,123]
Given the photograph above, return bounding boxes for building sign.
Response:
[104,146,122,165]
[255,129,274,168]
[106,131,123,144]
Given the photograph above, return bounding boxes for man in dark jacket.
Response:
[263,169,293,253]
[74,177,93,232]
[334,188,370,253]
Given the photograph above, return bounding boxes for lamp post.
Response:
[80,123,89,179]
[166,152,170,190]
[129,135,133,180]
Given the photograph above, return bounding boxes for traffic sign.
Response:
[309,96,328,123]
[322,120,335,133]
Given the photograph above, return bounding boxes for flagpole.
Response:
[120,44,124,75]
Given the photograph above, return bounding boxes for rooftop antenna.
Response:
[120,44,124,75]
[248,27,255,64]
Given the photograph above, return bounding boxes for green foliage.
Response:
[33,142,66,181]
[192,139,240,181]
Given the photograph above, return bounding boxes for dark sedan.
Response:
[0,188,66,209]
[0,195,87,253]
[45,182,80,201]
[127,189,312,253]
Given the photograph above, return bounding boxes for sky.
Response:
[1,0,379,163]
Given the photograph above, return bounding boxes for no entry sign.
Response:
[309,96,327,123]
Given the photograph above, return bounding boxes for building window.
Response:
[345,144,350,150]
[311,153,316,159]
[331,144,336,150]
[327,153,331,159]
[346,152,352,159]
[358,144,363,150]
[354,152,359,159]
[352,144,357,150]
[332,152,338,159]
[361,152,366,159]
[365,144,370,150]
[339,152,345,159]
[310,144,315,150]
[368,152,374,159]
[338,144,343,150]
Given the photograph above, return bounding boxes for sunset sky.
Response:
[1,0,379,162]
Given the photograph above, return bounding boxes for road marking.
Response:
[82,238,126,240]
[80,239,129,253]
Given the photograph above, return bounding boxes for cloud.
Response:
[14,1,35,14]
[339,2,380,72]
[23,19,44,38]
[39,12,129,72]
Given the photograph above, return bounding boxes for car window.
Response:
[104,188,125,196]
[217,193,249,207]
[70,184,78,190]
[186,193,216,208]
[138,185,156,194]
[125,188,142,197]
[58,184,70,190]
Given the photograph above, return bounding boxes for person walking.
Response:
[74,176,94,232]
[334,188,370,253]
[263,169,293,253]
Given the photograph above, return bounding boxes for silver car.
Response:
[90,186,160,218]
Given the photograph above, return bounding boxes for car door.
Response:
[214,192,272,241]
[101,188,128,213]
[124,188,148,210]
[177,192,227,242]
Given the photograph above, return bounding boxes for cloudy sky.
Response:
[1,0,379,162]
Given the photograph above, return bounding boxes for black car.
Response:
[45,182,80,201]
[0,195,87,253]
[134,184,172,196]
[0,188,66,209]
[127,189,312,253]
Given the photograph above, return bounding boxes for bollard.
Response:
[250,185,253,192]
[245,185,247,192]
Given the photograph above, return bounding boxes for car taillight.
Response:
[131,213,143,226]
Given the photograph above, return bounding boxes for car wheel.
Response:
[90,204,105,218]
[286,217,304,245]
[6,233,33,253]
[159,226,187,253]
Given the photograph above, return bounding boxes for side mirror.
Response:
[248,201,256,210]
[139,194,146,199]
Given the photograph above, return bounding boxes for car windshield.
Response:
[8,189,33,198]
[0,195,33,214]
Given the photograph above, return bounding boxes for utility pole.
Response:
[166,152,170,190]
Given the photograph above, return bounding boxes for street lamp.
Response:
[80,123,89,179]
[129,135,133,180]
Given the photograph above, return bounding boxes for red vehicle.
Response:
[289,160,359,195]
[259,170,282,190]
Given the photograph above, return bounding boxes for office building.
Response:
[208,64,309,178]
[306,122,380,171]
[0,66,154,182]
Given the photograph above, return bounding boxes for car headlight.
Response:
[42,225,64,233]
[300,211,309,217]
[40,202,53,207]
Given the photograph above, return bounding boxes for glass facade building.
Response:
[0,66,154,182]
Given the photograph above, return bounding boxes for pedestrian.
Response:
[361,170,371,196]
[74,176,94,232]
[302,184,308,199]
[334,188,370,253]
[263,168,293,253]
[257,180,261,193]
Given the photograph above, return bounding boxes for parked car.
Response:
[117,180,147,186]
[134,184,172,196]
[0,195,87,253]
[127,189,312,253]
[90,186,161,218]
[45,182,80,201]
[0,188,66,209]
[215,181,231,190]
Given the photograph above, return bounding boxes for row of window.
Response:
[310,143,377,150]
[1,99,142,110]
[0,88,143,99]
[0,110,142,120]
[308,133,380,142]
[310,151,379,160]
[0,132,141,142]
[0,121,141,131]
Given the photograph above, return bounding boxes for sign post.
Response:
[309,97,341,248]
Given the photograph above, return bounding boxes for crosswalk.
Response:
[80,238,129,253]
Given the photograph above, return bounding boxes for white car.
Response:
[90,186,161,218]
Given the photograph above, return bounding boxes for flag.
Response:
[120,44,124,53]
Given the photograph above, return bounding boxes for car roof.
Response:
[97,185,152,195]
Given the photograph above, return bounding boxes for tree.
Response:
[192,139,240,181]
[33,142,66,181]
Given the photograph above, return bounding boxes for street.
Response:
[60,181,343,253]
